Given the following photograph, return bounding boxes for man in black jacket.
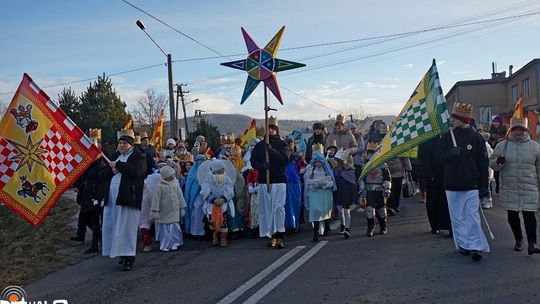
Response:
[251,116,291,249]
[101,129,147,271]
[437,103,490,262]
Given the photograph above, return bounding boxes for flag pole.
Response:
[264,84,270,192]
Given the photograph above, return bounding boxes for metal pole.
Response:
[167,54,176,138]
[264,84,270,191]
[181,93,189,139]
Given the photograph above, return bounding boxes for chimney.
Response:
[509,65,513,76]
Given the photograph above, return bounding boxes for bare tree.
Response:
[132,88,168,136]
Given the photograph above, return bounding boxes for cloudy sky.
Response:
[1,0,540,120]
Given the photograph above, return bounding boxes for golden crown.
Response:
[510,116,528,130]
[452,102,473,118]
[312,143,324,154]
[139,131,149,139]
[366,142,379,152]
[117,128,135,140]
[177,151,194,162]
[220,134,227,145]
[268,116,278,126]
[134,135,142,145]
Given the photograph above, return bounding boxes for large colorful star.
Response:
[8,136,48,173]
[221,26,306,104]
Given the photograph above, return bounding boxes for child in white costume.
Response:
[200,159,236,247]
[150,165,186,252]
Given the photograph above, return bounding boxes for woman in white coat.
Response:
[490,116,540,255]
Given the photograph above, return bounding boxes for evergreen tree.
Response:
[79,74,128,155]
[57,87,82,126]
[188,117,221,153]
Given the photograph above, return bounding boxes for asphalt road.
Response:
[24,195,540,304]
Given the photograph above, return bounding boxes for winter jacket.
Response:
[74,158,108,210]
[386,157,412,178]
[325,129,358,153]
[351,133,365,166]
[151,179,187,224]
[102,147,147,210]
[489,134,540,212]
[436,127,489,195]
[251,134,291,184]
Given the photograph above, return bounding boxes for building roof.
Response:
[446,58,540,96]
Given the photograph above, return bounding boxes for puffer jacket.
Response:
[386,157,412,178]
[490,134,540,212]
[151,179,187,224]
[325,129,358,153]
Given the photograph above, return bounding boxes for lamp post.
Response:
[136,20,176,138]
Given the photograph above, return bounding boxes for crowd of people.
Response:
[70,105,540,271]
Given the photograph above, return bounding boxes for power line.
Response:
[120,0,230,59]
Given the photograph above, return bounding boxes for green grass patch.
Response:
[0,198,78,287]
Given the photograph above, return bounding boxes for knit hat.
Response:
[312,122,324,130]
[166,138,176,147]
[510,116,528,131]
[492,115,504,124]
[160,166,176,180]
[451,102,473,124]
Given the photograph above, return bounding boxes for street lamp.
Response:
[136,20,176,138]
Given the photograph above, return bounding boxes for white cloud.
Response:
[403,64,414,68]
[438,60,446,65]
[451,70,472,75]
[362,82,398,89]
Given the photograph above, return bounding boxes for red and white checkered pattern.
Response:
[0,138,19,189]
[40,126,83,186]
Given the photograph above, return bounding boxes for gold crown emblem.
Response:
[452,102,473,118]
[268,116,278,127]
[312,143,324,154]
[10,104,32,119]
[177,151,194,162]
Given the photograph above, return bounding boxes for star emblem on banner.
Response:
[8,136,48,173]
[221,26,306,104]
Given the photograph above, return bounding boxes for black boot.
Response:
[366,218,375,237]
[122,256,135,271]
[528,242,540,255]
[343,228,350,239]
[514,239,523,251]
[339,224,345,234]
[323,219,331,236]
[84,245,99,254]
[312,222,320,242]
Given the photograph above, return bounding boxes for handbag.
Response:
[402,171,419,198]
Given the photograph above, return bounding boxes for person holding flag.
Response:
[436,102,490,262]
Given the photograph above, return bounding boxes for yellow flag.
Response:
[0,74,101,226]
[124,114,133,130]
[152,110,165,152]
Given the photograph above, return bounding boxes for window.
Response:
[523,78,530,98]
[512,84,519,101]
[479,106,492,124]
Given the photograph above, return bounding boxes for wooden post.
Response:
[264,84,270,192]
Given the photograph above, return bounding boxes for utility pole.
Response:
[175,83,189,140]
[167,54,176,139]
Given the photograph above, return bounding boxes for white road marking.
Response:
[217,245,305,304]
[243,241,328,304]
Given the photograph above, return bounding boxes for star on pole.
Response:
[8,136,48,173]
[221,26,306,104]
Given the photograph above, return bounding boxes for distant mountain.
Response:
[175,113,396,137]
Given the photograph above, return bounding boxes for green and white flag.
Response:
[360,60,450,180]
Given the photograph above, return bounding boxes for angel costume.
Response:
[200,159,236,247]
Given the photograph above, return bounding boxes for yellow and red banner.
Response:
[239,119,257,149]
[124,114,133,130]
[0,74,101,226]
[504,92,523,139]
[152,110,165,152]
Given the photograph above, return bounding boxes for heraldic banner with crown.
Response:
[0,74,101,226]
[360,60,450,180]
